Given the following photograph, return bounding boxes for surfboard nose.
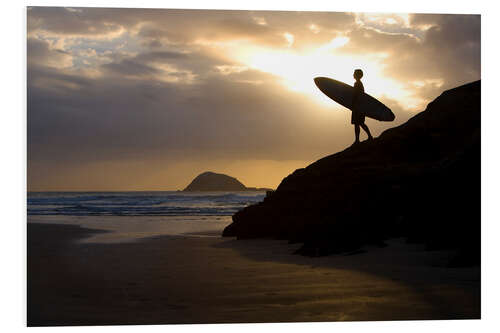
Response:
[387,109,396,121]
[313,77,325,88]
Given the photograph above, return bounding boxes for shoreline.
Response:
[28,223,480,326]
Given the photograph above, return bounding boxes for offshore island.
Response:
[183,171,272,192]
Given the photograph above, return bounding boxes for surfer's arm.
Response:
[352,87,361,107]
[352,82,363,107]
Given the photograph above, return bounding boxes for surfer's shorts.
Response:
[351,109,365,125]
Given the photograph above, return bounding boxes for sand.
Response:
[27,223,480,326]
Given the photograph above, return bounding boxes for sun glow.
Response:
[226,38,420,110]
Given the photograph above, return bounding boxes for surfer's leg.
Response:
[354,124,360,143]
[360,123,373,140]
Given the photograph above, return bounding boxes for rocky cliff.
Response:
[223,80,480,265]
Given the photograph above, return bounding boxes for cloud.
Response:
[27,8,480,190]
[334,13,480,103]
[27,37,74,68]
[28,59,345,163]
[28,7,356,50]
[28,7,128,40]
[101,58,161,77]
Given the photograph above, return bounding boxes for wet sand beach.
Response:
[27,223,480,326]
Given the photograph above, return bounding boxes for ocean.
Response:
[27,191,266,243]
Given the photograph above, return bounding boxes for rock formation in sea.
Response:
[223,80,480,266]
[183,171,272,192]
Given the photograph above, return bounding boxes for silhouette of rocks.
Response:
[223,80,480,266]
[183,171,272,192]
[183,172,246,191]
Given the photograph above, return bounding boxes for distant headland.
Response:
[183,171,273,192]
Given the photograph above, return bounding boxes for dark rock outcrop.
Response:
[223,80,480,265]
[184,172,246,191]
[183,171,272,192]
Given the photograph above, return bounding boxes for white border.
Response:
[22,0,485,13]
[4,0,499,332]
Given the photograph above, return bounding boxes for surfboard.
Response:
[314,77,395,122]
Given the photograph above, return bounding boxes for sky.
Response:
[27,7,480,191]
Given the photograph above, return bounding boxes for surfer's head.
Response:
[353,69,363,80]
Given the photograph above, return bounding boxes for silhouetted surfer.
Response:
[352,69,373,144]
